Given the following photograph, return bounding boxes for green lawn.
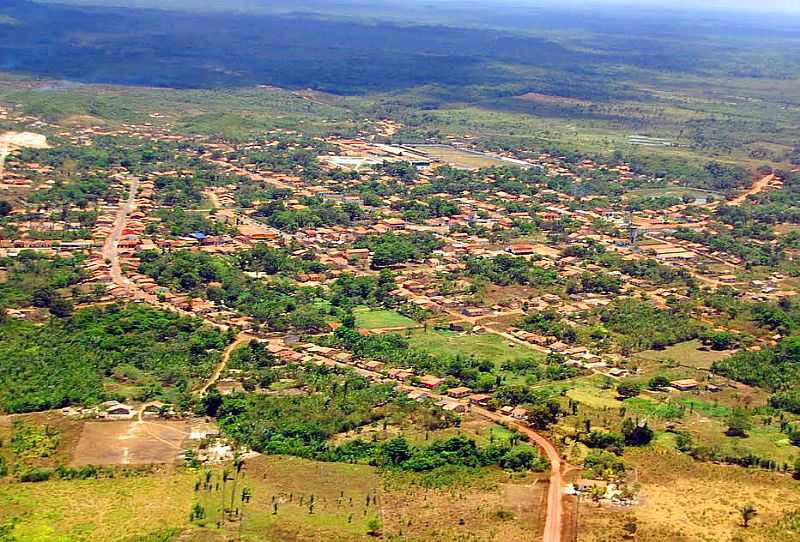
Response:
[353,308,418,330]
[408,329,542,363]
[636,340,733,370]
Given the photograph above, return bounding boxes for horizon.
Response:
[31,0,800,16]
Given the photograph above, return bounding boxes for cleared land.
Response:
[576,448,800,541]
[71,420,191,466]
[0,453,548,542]
[409,145,511,169]
[636,339,733,370]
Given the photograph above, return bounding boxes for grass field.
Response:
[0,472,196,541]
[623,187,722,201]
[636,339,733,370]
[0,452,548,542]
[409,145,512,169]
[353,308,418,330]
[408,329,543,364]
[576,448,800,541]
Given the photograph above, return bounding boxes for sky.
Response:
[535,0,800,14]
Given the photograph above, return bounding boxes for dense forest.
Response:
[0,304,229,413]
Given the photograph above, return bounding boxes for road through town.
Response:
[102,176,139,291]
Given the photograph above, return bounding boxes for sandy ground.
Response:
[71,420,191,466]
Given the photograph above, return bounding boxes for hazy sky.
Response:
[546,0,800,14]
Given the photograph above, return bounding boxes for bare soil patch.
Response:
[71,420,191,466]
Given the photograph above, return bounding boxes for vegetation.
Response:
[0,304,228,412]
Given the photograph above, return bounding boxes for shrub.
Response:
[18,467,52,482]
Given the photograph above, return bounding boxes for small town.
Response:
[2,1,800,540]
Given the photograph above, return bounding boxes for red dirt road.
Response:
[729,173,774,206]
[474,407,562,542]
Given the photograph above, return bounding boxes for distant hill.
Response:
[2,0,799,100]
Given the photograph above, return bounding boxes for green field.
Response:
[0,473,196,541]
[624,187,722,201]
[409,145,512,169]
[353,308,418,330]
[408,329,543,363]
[636,339,733,370]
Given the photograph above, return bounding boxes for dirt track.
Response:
[729,173,774,206]
[198,333,253,396]
[474,407,563,542]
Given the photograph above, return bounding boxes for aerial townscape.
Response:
[1,0,800,541]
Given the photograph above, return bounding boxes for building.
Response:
[419,375,446,389]
[447,386,472,399]
[671,378,700,391]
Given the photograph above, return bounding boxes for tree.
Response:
[616,382,640,400]
[202,388,223,417]
[647,375,670,390]
[382,437,411,465]
[0,200,11,217]
[726,409,752,438]
[589,484,606,506]
[367,517,382,537]
[622,419,654,446]
[738,503,757,527]
[707,331,736,351]
[49,297,74,318]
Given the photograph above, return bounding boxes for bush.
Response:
[648,375,670,390]
[584,450,625,479]
[616,382,641,399]
[18,467,52,482]
[499,446,547,472]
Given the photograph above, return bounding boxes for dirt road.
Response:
[322,355,564,542]
[198,332,253,396]
[729,173,774,206]
[102,177,139,291]
[474,407,562,542]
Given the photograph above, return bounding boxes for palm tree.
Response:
[230,453,245,520]
[739,503,757,527]
[221,468,232,524]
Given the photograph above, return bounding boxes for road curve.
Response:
[473,407,562,542]
[198,333,253,396]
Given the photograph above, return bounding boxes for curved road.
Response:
[198,333,253,396]
[330,356,565,542]
[474,407,562,542]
